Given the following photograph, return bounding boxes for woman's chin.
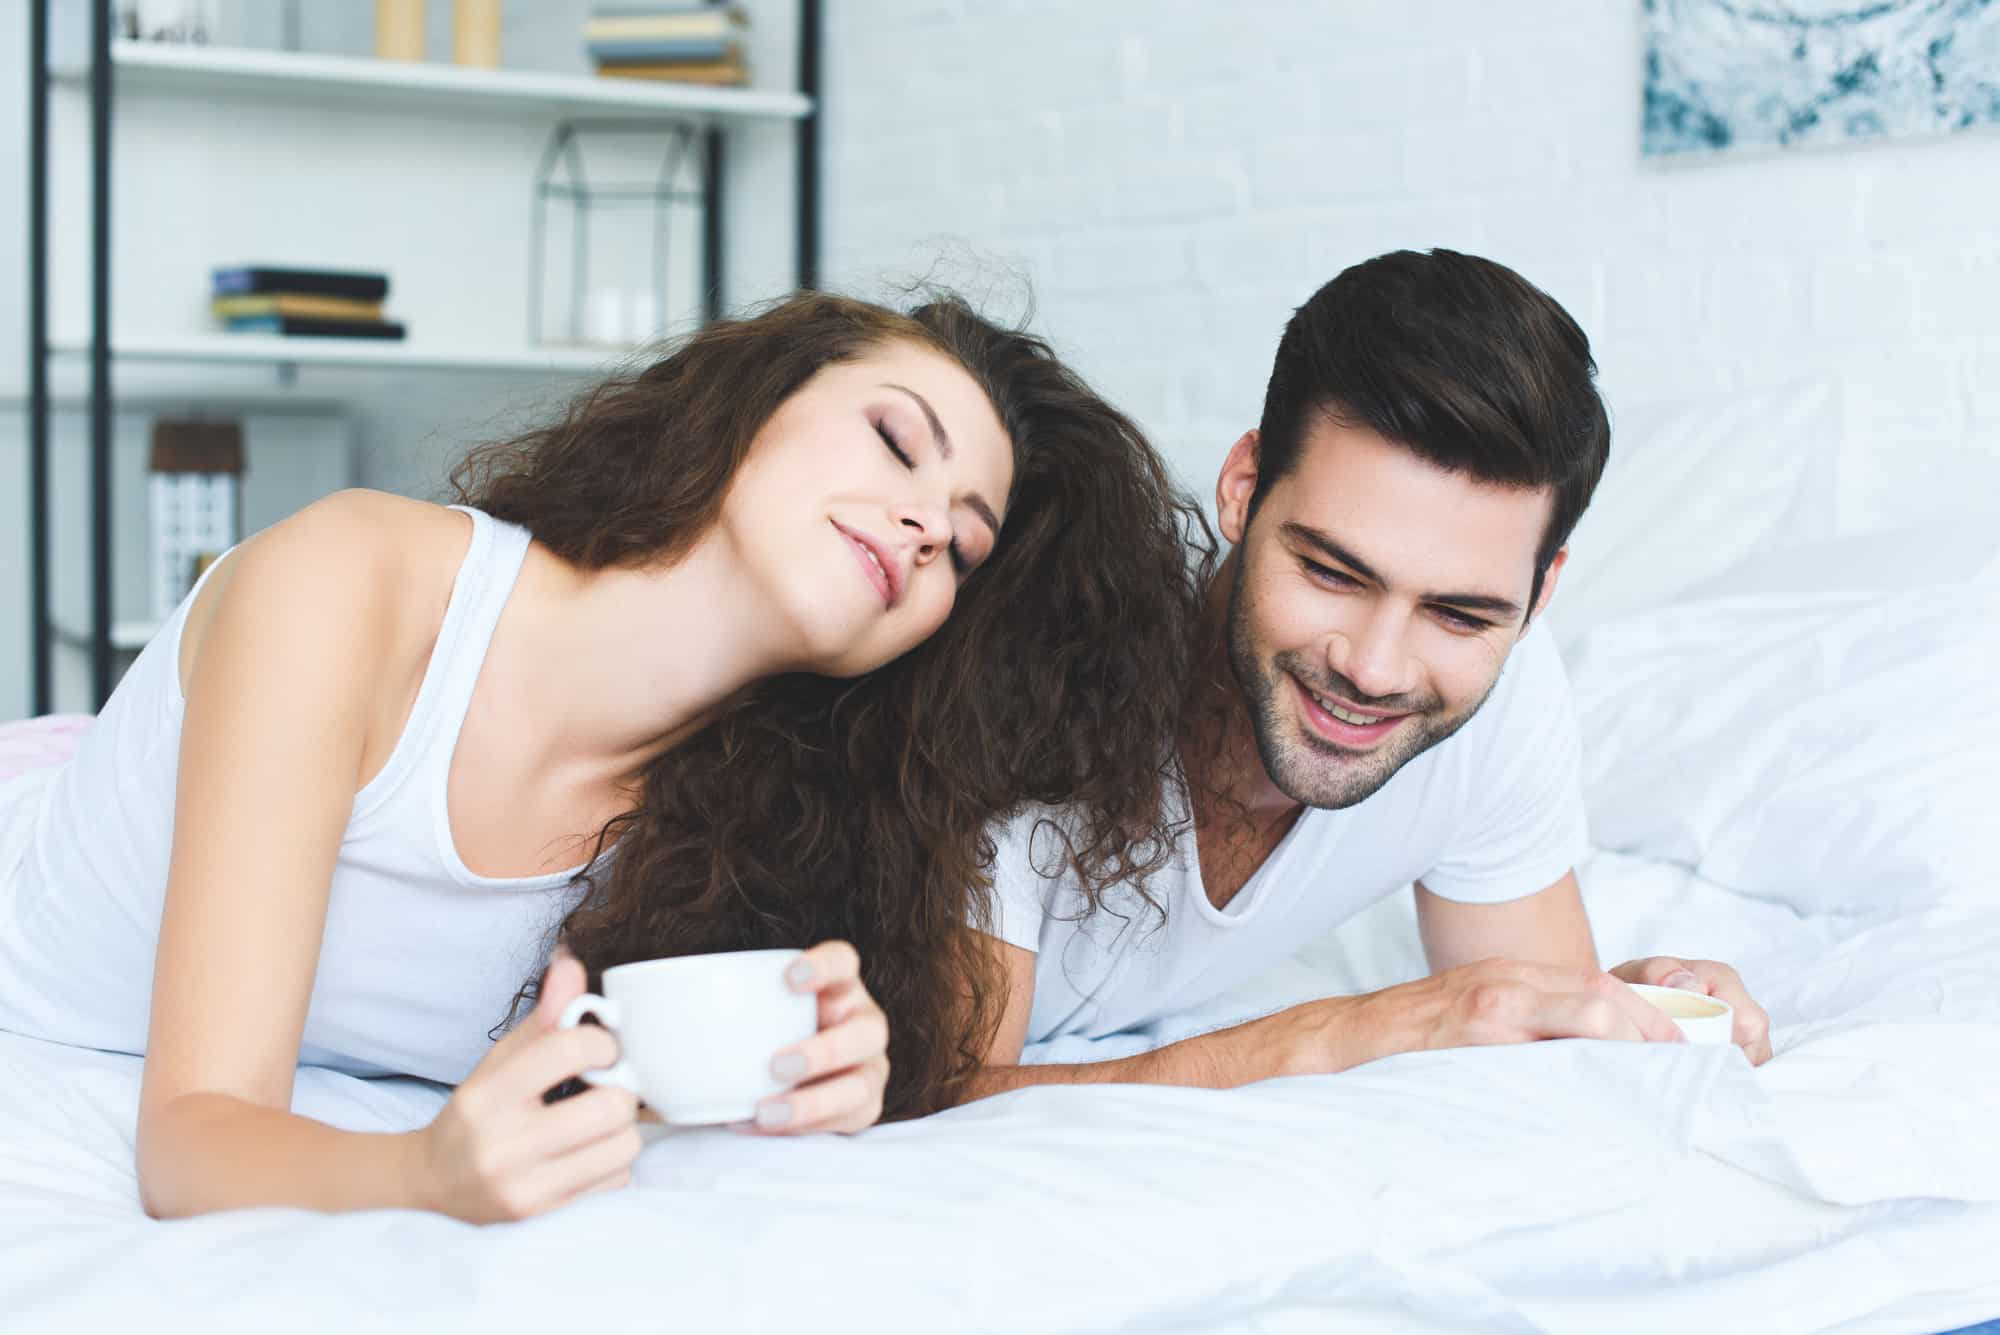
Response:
[815,638,909,679]
[792,594,945,678]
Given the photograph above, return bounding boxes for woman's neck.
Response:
[493,526,801,783]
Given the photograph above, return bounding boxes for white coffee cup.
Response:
[557,948,819,1126]
[1630,983,1735,1045]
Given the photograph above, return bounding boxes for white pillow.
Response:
[1550,380,1839,650]
[1567,530,2000,916]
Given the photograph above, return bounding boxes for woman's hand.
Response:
[750,940,890,1135]
[415,954,643,1223]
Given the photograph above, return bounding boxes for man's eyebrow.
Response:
[882,382,1002,541]
[1279,521,1524,620]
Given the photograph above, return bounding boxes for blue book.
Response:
[587,37,736,63]
[212,266,388,301]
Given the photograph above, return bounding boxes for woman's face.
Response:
[720,339,1015,677]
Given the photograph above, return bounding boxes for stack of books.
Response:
[585,4,749,86]
[210,266,404,340]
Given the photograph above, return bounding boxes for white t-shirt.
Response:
[987,623,1588,1045]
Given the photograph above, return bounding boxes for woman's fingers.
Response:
[494,1025,622,1105]
[529,1084,640,1158]
[771,1005,888,1085]
[517,1120,645,1214]
[786,940,861,994]
[754,1068,881,1135]
[757,941,890,1136]
[554,1165,637,1211]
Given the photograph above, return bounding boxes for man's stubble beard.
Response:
[1222,555,1499,811]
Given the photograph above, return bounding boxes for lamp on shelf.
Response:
[529,120,705,349]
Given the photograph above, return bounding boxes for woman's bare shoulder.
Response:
[179,490,472,695]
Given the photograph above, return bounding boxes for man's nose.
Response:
[1328,605,1416,701]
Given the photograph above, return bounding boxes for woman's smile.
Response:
[832,519,902,609]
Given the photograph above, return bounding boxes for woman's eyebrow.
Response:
[882,383,953,459]
[882,382,1002,537]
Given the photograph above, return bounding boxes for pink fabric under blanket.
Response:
[0,715,92,782]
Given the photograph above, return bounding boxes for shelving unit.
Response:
[24,2,824,714]
[66,38,814,123]
[46,332,636,376]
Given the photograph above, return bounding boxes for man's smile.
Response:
[1289,672,1410,748]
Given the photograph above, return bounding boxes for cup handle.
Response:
[556,992,640,1093]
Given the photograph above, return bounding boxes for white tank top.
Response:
[0,507,588,1084]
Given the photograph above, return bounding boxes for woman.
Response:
[0,292,1208,1224]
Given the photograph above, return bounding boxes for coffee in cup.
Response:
[557,948,818,1125]
[1629,982,1734,1045]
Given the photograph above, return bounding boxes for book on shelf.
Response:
[589,2,740,16]
[222,315,408,340]
[596,57,747,85]
[211,293,386,321]
[586,37,740,64]
[583,6,747,42]
[212,266,391,302]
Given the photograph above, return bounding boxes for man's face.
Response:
[1215,416,1565,810]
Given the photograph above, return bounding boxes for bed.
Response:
[2,382,1996,1334]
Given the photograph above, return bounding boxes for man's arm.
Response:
[1413,871,1598,974]
[956,923,1682,1105]
[961,937,1364,1099]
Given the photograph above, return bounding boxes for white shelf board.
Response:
[53,40,811,124]
[48,333,637,376]
[52,619,161,653]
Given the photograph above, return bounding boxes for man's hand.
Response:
[1297,957,1688,1072]
[1609,957,1772,1066]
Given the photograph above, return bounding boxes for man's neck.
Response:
[1181,570,1306,911]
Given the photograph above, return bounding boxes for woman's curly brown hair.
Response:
[453,289,1215,1117]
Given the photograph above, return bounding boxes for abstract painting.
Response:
[1643,0,2000,157]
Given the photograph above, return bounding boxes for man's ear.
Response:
[1527,546,1568,627]
[1215,430,1261,545]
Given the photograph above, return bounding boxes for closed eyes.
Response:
[877,419,971,575]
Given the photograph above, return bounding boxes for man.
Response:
[969,249,1770,1096]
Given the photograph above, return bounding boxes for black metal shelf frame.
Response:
[23,0,823,715]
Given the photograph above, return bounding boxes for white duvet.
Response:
[4,393,1999,1334]
[3,847,1998,1335]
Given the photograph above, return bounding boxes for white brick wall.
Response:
[820,0,2000,499]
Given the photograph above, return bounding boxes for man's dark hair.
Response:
[1252,249,1610,617]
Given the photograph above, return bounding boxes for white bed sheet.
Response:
[3,846,1997,1335]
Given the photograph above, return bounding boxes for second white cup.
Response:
[1630,982,1736,1045]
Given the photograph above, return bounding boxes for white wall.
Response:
[818,0,2000,507]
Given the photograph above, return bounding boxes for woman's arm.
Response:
[138,493,427,1216]
[138,494,640,1220]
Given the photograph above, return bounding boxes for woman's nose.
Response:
[893,502,952,562]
